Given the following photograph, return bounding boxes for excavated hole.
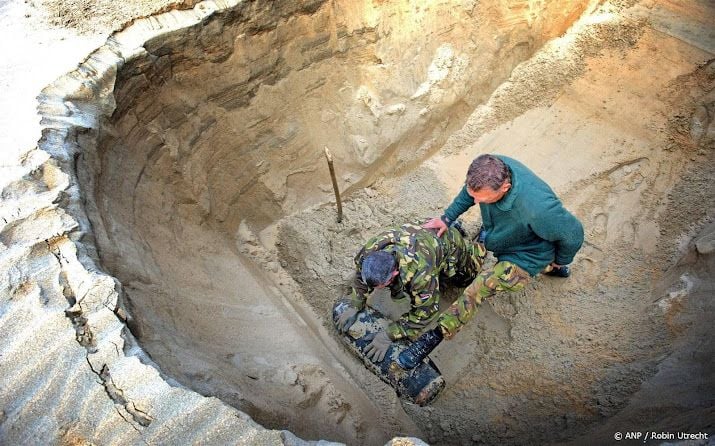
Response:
[76,0,715,444]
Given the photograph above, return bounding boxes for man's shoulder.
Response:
[401,258,438,291]
[397,241,439,271]
[510,170,561,216]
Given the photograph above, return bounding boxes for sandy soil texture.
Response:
[275,2,715,443]
[1,0,713,445]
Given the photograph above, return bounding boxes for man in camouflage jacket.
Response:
[335,222,484,362]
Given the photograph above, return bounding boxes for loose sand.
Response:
[1,0,713,444]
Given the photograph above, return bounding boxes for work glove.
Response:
[335,306,359,333]
[363,330,392,363]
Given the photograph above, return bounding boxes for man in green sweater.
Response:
[397,154,584,369]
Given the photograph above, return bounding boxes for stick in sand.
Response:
[324,146,343,223]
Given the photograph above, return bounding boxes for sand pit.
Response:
[1,0,713,444]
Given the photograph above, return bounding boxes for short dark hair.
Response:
[466,154,511,191]
[361,251,397,287]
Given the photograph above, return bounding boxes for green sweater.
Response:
[443,155,583,276]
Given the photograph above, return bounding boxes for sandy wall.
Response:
[74,0,593,441]
[1,0,713,444]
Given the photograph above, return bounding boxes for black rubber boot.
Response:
[545,265,570,278]
[397,328,444,370]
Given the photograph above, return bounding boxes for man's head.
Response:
[362,251,399,288]
[465,154,511,204]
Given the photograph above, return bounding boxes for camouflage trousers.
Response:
[438,260,531,339]
[439,225,486,288]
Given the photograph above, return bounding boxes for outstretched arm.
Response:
[443,185,476,224]
[423,185,476,236]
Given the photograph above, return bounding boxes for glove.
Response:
[363,330,392,363]
[335,306,359,333]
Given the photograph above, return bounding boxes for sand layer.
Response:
[1,0,713,444]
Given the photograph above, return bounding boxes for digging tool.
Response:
[324,146,342,223]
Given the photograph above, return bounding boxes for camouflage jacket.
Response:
[351,222,476,341]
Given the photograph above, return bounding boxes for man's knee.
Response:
[438,262,529,340]
[466,261,529,300]
[464,272,494,303]
[488,261,531,291]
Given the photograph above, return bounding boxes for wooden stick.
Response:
[324,146,343,223]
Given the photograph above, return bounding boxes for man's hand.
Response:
[423,217,448,237]
[335,306,359,333]
[363,330,392,362]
